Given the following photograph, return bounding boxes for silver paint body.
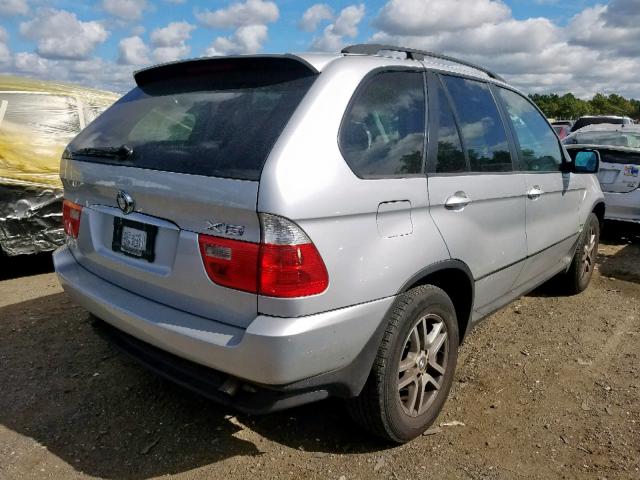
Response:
[55,52,604,387]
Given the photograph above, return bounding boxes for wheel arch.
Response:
[398,260,475,343]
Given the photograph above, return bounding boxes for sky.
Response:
[1,0,639,98]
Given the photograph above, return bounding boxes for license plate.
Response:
[112,217,157,262]
[121,226,147,256]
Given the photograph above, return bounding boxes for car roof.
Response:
[295,51,505,84]
[576,115,631,120]
[571,123,640,134]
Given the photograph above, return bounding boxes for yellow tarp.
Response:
[0,75,120,188]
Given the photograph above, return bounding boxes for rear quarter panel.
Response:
[258,56,450,317]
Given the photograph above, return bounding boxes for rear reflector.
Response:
[62,200,83,238]
[198,214,329,298]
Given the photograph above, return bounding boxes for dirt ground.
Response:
[1,222,638,480]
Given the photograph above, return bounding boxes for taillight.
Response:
[258,214,329,297]
[62,199,82,238]
[198,214,329,298]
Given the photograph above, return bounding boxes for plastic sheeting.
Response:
[0,76,119,255]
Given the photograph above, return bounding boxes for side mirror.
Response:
[565,148,600,174]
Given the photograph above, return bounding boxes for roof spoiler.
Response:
[133,54,319,87]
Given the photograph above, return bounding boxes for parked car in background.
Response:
[0,76,118,256]
[55,45,604,443]
[553,124,571,140]
[564,124,640,224]
[570,115,633,133]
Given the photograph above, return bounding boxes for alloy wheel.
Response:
[397,313,449,417]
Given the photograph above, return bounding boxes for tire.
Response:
[562,212,600,295]
[348,285,459,443]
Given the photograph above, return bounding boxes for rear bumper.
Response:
[604,190,640,224]
[54,246,393,408]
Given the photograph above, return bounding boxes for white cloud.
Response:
[19,8,109,60]
[196,0,279,29]
[150,21,195,62]
[13,52,52,75]
[0,27,11,64]
[311,4,365,51]
[102,0,148,22]
[118,35,150,65]
[0,0,28,16]
[204,24,268,56]
[299,4,333,32]
[370,0,640,98]
[566,3,640,57]
[374,0,509,36]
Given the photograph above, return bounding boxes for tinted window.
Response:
[498,88,562,172]
[340,71,425,178]
[442,76,512,172]
[68,68,316,181]
[435,81,466,173]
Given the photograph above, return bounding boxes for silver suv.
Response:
[54,44,605,443]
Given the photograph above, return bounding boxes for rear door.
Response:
[425,72,527,313]
[496,87,582,287]
[62,57,317,328]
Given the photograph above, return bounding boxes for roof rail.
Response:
[341,44,505,82]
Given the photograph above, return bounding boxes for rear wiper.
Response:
[71,144,134,160]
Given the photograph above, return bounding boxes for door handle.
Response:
[527,185,544,199]
[444,191,471,210]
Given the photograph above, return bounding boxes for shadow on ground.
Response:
[598,220,640,283]
[0,252,54,281]
[0,293,385,480]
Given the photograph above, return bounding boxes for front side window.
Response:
[340,71,426,178]
[441,75,512,173]
[498,88,562,172]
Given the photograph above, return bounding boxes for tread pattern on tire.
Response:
[348,285,450,442]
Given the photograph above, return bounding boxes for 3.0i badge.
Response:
[116,190,135,214]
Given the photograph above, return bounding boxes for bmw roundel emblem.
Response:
[116,190,135,214]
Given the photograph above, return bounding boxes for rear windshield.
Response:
[599,150,640,165]
[67,66,316,181]
[565,130,640,148]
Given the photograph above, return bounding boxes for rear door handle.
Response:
[527,186,544,199]
[444,191,471,210]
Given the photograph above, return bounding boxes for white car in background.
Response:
[564,124,640,224]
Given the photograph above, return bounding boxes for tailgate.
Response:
[63,160,260,328]
[596,149,640,193]
[60,56,317,328]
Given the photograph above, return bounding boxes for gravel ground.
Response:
[0,222,638,480]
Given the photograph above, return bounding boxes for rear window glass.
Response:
[67,66,316,181]
[599,150,640,165]
[339,70,425,178]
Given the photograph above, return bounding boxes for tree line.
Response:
[528,93,640,121]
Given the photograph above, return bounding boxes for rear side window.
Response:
[497,88,562,172]
[340,71,425,178]
[67,65,316,181]
[435,81,466,173]
[441,75,512,173]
